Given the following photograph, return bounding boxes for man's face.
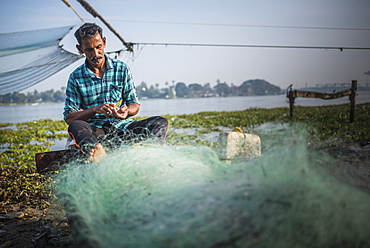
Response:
[77,33,106,68]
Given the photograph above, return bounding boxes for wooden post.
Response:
[349,80,357,123]
[288,90,295,120]
[286,84,295,120]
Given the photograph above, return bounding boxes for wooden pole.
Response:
[286,84,294,120]
[61,0,85,23]
[349,80,357,123]
[289,90,295,120]
[76,0,134,53]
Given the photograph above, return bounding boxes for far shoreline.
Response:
[2,89,370,107]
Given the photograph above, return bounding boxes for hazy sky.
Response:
[1,0,370,93]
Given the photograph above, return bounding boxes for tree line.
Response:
[0,88,67,104]
[136,79,281,99]
[0,79,282,104]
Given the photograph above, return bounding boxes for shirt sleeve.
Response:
[63,75,82,120]
[123,66,140,106]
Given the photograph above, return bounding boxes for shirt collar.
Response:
[82,54,112,77]
[105,55,113,70]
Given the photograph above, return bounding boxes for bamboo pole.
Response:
[61,0,85,23]
[76,0,134,53]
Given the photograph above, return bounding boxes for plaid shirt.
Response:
[63,55,140,130]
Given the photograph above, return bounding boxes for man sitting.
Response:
[63,23,168,162]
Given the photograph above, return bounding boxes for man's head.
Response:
[74,23,103,45]
[75,23,106,68]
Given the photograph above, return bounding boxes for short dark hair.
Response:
[74,23,103,45]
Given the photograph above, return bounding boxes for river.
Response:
[1,92,370,124]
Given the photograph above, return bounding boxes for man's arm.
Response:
[65,103,140,124]
[65,103,118,124]
[65,108,95,125]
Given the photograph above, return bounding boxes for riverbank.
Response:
[2,91,370,124]
[1,103,370,247]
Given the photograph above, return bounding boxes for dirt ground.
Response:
[1,140,369,248]
[0,203,72,248]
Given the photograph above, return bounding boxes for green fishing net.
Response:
[53,127,370,247]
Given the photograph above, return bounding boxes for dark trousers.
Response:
[68,116,169,155]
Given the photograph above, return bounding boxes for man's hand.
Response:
[112,103,140,119]
[66,103,140,124]
[66,103,116,124]
[113,105,129,119]
[94,103,117,117]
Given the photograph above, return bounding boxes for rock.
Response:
[5,211,24,220]
[217,131,261,163]
[363,144,370,150]
[1,241,13,247]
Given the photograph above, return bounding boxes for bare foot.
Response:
[89,143,107,162]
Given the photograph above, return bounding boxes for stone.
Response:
[217,131,261,162]
[1,241,13,247]
[5,211,24,220]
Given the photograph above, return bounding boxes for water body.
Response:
[1,92,369,124]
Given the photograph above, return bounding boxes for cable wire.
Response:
[118,42,370,51]
[109,19,370,31]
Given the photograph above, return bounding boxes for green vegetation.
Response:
[1,103,369,211]
[0,119,68,209]
[0,119,67,169]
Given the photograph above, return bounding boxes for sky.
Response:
[1,0,370,93]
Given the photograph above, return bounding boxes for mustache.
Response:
[90,56,103,61]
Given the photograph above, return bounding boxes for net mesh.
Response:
[0,26,82,94]
[53,126,370,247]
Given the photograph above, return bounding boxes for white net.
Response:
[0,26,82,94]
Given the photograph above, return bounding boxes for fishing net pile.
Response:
[0,26,82,94]
[53,127,370,247]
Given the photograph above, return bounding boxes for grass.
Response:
[1,103,369,211]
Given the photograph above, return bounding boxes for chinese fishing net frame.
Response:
[53,125,370,247]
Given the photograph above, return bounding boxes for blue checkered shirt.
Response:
[63,55,140,130]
